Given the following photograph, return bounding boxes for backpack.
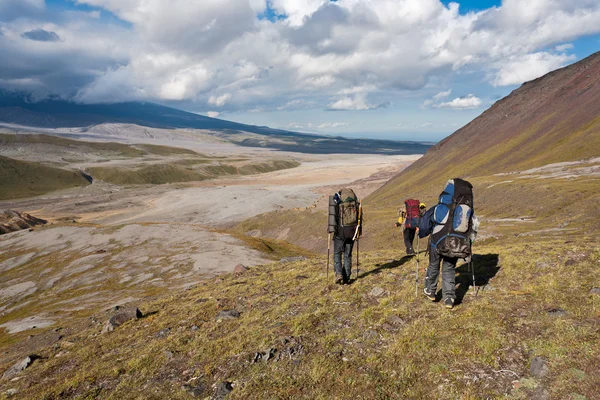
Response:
[404,199,420,229]
[338,188,358,227]
[332,188,361,240]
[431,178,474,258]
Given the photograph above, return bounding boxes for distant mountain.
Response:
[0,91,431,155]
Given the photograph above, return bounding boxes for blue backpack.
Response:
[429,178,474,258]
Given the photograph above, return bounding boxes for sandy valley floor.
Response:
[0,126,421,344]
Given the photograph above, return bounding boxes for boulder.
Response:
[2,355,39,380]
[233,264,247,274]
[102,307,142,333]
[369,287,385,297]
[530,356,549,378]
[212,381,233,400]
[216,310,240,321]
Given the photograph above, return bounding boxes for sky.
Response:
[0,0,599,141]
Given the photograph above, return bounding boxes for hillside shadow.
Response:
[356,254,414,280]
[455,253,500,305]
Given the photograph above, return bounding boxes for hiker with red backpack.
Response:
[396,200,426,256]
[418,178,476,309]
[329,188,362,285]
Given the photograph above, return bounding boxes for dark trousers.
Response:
[403,228,416,253]
[333,237,354,280]
[425,246,458,300]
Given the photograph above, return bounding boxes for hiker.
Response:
[396,200,426,256]
[330,188,362,284]
[419,178,475,309]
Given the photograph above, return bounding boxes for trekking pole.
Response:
[326,233,331,286]
[470,240,477,297]
[415,235,420,297]
[356,239,360,280]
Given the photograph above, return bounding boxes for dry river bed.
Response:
[0,153,419,347]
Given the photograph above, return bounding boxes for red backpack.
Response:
[404,199,420,229]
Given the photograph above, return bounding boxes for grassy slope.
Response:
[0,156,90,200]
[86,160,301,185]
[0,237,598,399]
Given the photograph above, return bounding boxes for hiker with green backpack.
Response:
[329,188,362,285]
[418,178,477,309]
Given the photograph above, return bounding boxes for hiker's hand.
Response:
[416,227,420,233]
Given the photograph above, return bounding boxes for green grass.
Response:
[87,160,301,185]
[1,237,598,399]
[0,155,90,200]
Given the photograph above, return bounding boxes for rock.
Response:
[0,210,47,235]
[280,256,307,263]
[191,325,200,331]
[565,259,576,267]
[212,381,233,400]
[387,315,406,326]
[381,323,394,332]
[155,328,171,338]
[546,308,567,317]
[2,355,39,380]
[216,310,240,321]
[532,388,550,400]
[233,264,247,274]
[512,380,522,389]
[5,388,18,396]
[530,357,549,378]
[295,275,309,280]
[536,261,550,269]
[369,287,385,297]
[183,383,206,397]
[589,288,600,295]
[102,307,143,333]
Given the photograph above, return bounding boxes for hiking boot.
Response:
[335,274,344,285]
[423,288,436,301]
[444,298,455,309]
[406,248,415,256]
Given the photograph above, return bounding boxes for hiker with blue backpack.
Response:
[418,178,478,309]
[396,200,426,256]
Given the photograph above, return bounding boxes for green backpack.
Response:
[338,188,358,227]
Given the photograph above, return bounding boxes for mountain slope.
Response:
[370,51,600,203]
[0,92,431,155]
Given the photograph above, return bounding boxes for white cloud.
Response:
[285,121,349,129]
[207,111,220,118]
[555,43,574,52]
[317,122,349,128]
[436,94,482,109]
[491,52,576,86]
[208,93,232,107]
[433,89,452,101]
[2,0,600,112]
[328,94,379,110]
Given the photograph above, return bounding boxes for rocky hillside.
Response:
[0,210,46,235]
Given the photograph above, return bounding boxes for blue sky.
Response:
[1,0,599,141]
